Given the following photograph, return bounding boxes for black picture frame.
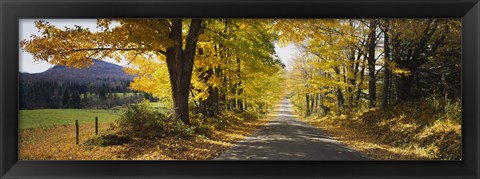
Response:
[1,0,479,178]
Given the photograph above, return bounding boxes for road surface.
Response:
[215,98,368,160]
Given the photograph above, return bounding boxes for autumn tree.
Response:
[381,19,391,108]
[366,19,378,108]
[20,18,460,124]
[284,18,460,117]
[388,19,458,102]
[21,19,202,125]
[190,19,284,114]
[116,19,285,118]
[277,19,368,115]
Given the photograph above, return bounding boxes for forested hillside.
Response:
[19,59,151,109]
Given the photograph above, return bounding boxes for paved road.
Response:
[214,99,368,160]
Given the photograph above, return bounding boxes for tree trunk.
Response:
[367,20,377,108]
[396,75,415,101]
[305,93,311,116]
[165,19,202,125]
[310,94,315,113]
[237,98,243,111]
[381,20,391,108]
[382,64,391,108]
[319,95,330,115]
[236,57,243,111]
[212,44,221,112]
[356,58,366,101]
[347,20,359,108]
[199,69,217,117]
[348,49,356,108]
[333,67,345,110]
[311,94,315,113]
[337,88,344,108]
[351,51,363,106]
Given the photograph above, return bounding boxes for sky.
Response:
[19,19,297,73]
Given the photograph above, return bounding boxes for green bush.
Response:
[443,99,461,123]
[190,114,215,136]
[426,95,461,123]
[116,101,194,138]
[114,101,264,140]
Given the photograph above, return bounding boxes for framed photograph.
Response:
[1,0,479,178]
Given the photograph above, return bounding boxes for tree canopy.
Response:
[21,18,460,123]
[21,19,286,124]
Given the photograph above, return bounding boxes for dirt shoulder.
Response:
[19,112,275,160]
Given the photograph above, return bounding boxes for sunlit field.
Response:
[19,109,120,129]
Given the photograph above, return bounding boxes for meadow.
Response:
[19,109,120,130]
[19,102,167,130]
[18,104,274,160]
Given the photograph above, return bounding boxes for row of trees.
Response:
[19,81,151,109]
[281,19,461,115]
[125,19,285,117]
[21,18,459,122]
[20,19,285,124]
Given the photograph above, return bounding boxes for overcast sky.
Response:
[19,19,296,73]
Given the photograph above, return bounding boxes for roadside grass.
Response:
[19,101,169,130]
[19,109,275,160]
[298,101,461,160]
[148,101,167,108]
[19,109,121,130]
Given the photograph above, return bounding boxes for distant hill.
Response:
[18,59,153,109]
[20,59,134,85]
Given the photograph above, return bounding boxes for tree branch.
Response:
[65,47,167,57]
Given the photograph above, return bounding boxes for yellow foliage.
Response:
[388,61,412,77]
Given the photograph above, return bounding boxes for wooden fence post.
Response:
[95,116,98,135]
[75,120,79,145]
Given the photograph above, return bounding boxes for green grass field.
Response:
[19,109,122,130]
[19,101,170,130]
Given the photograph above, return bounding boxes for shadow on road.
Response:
[215,99,369,160]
